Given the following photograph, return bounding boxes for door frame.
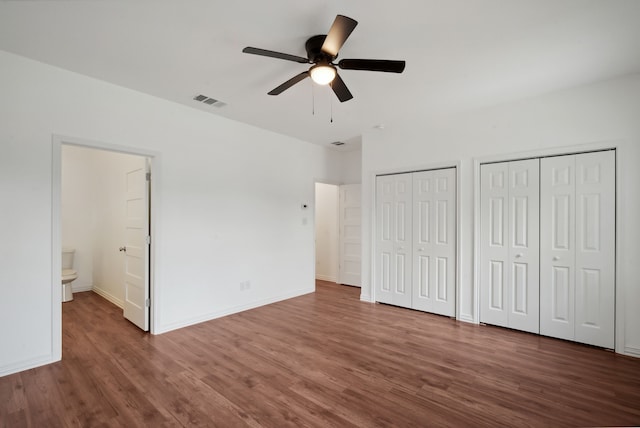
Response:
[51,134,160,361]
[369,161,461,319]
[473,140,623,354]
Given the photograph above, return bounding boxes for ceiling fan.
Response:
[242,14,406,102]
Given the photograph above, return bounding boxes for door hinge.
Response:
[145,298,150,307]
[146,172,151,181]
[146,235,151,245]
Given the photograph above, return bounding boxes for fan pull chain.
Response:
[330,83,334,123]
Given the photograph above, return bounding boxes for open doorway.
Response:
[315,183,339,283]
[315,182,362,287]
[52,136,155,352]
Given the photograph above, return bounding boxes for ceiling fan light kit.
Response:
[242,14,406,103]
[309,63,336,85]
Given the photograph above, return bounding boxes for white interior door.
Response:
[412,168,456,316]
[540,155,577,341]
[506,159,540,333]
[375,174,412,307]
[480,159,539,333]
[575,151,616,347]
[338,184,361,287]
[541,151,615,348]
[123,159,150,331]
[480,162,510,328]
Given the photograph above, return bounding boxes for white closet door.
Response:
[574,151,615,348]
[480,160,539,333]
[541,155,576,341]
[541,151,615,348]
[480,163,510,327]
[507,159,540,333]
[376,174,412,307]
[412,168,456,316]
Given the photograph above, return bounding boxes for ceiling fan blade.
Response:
[321,15,358,57]
[242,47,309,64]
[338,59,406,73]
[268,72,310,95]
[330,73,353,102]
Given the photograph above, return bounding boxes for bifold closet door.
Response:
[375,173,412,307]
[480,159,540,333]
[540,151,615,348]
[412,168,456,316]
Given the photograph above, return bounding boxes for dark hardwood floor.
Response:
[2,280,640,427]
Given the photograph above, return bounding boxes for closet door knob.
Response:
[119,246,127,252]
[553,256,559,261]
[515,253,523,258]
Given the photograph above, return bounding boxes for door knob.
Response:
[417,248,424,252]
[119,246,127,252]
[553,256,559,261]
[515,253,523,258]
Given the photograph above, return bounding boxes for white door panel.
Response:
[412,168,456,316]
[507,159,539,333]
[574,151,615,348]
[481,159,539,333]
[338,184,361,287]
[541,155,576,341]
[481,163,510,328]
[376,174,412,308]
[541,151,615,348]
[123,159,150,331]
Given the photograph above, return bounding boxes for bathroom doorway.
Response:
[53,136,155,340]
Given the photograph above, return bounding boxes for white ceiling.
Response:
[1,1,640,149]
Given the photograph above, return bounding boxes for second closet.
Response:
[479,150,615,348]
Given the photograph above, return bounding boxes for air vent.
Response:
[193,94,224,107]
[331,141,345,146]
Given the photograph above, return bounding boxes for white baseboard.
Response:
[624,346,640,358]
[315,274,337,282]
[72,284,93,293]
[360,293,373,302]
[156,286,314,334]
[0,353,57,378]
[92,287,124,309]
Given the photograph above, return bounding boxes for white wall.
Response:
[0,50,345,376]
[315,183,339,282]
[339,147,362,185]
[361,73,640,357]
[61,145,96,292]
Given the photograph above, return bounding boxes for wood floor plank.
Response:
[2,280,640,427]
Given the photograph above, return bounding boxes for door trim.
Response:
[52,134,161,361]
[369,161,461,320]
[472,140,624,354]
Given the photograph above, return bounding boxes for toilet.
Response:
[61,248,78,302]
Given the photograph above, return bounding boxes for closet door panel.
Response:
[375,174,412,308]
[412,168,456,316]
[480,163,510,327]
[541,155,576,341]
[574,151,615,348]
[507,159,540,333]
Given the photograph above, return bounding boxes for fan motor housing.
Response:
[305,35,335,62]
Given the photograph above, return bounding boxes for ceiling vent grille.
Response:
[193,94,224,107]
